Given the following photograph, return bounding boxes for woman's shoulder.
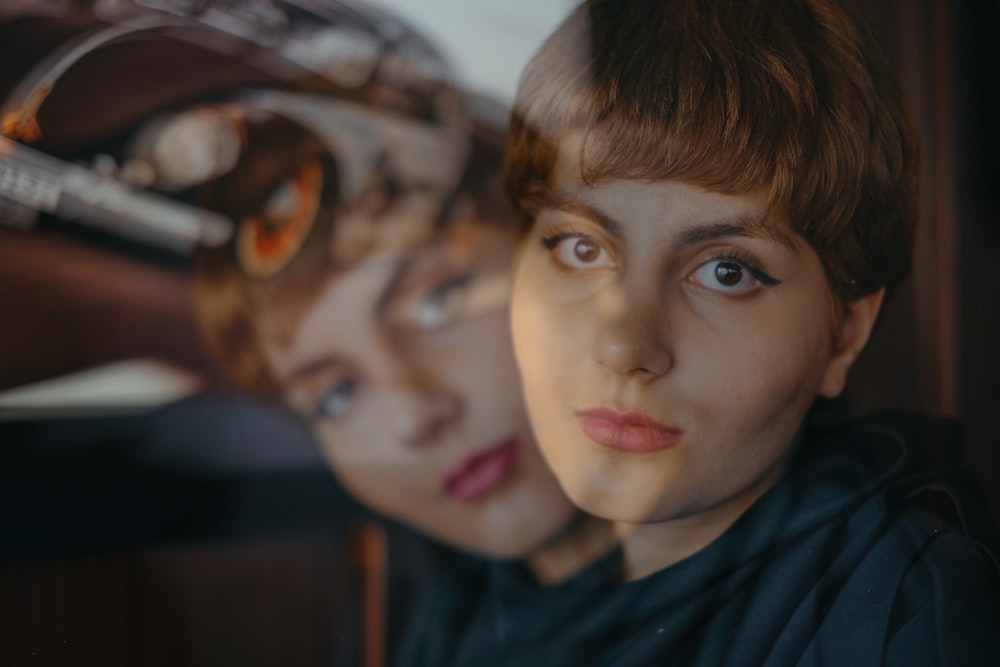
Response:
[882,513,1000,665]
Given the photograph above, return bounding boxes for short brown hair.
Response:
[505,0,918,306]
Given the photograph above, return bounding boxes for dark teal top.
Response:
[397,412,1000,666]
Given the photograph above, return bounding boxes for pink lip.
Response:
[443,437,523,503]
[575,406,683,453]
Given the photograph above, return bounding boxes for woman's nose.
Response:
[386,380,463,447]
[592,286,673,380]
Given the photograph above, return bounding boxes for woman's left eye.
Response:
[691,258,775,294]
[544,234,615,270]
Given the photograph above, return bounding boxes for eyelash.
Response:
[539,229,607,271]
[427,273,473,302]
[707,250,781,287]
[540,229,588,251]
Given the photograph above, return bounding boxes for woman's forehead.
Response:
[542,132,797,247]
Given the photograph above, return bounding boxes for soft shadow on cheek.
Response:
[518,303,568,376]
[687,323,793,406]
[747,350,826,427]
[510,281,541,355]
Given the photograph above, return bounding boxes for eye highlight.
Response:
[689,252,781,295]
[541,232,615,271]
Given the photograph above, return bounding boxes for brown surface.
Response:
[0,227,230,392]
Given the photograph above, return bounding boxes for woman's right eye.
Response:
[542,233,615,271]
[317,378,357,420]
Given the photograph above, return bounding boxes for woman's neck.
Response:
[617,465,783,582]
[525,512,616,586]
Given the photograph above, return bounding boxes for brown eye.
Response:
[547,233,614,270]
[574,239,600,262]
[691,258,764,294]
[715,262,744,286]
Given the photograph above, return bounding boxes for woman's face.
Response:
[510,150,870,528]
[263,219,578,558]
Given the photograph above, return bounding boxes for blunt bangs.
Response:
[505,0,918,304]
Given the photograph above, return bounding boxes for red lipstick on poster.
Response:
[575,407,683,453]
[443,437,523,502]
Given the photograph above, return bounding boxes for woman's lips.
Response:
[575,407,683,453]
[443,437,523,503]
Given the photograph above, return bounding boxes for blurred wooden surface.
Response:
[0,228,227,392]
[0,537,358,667]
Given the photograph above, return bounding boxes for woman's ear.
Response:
[817,288,886,398]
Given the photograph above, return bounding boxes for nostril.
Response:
[596,337,672,379]
[593,296,672,379]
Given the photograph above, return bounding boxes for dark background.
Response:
[848,0,1000,519]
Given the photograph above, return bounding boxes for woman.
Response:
[502,0,1000,664]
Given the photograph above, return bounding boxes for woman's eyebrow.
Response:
[675,215,795,248]
[550,198,796,250]
[553,200,625,241]
[286,356,343,385]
